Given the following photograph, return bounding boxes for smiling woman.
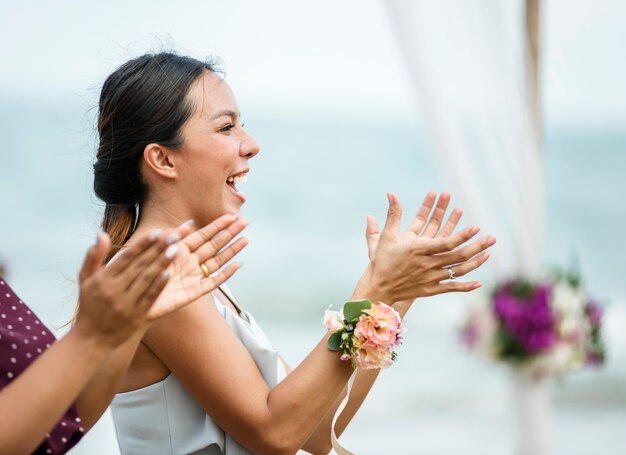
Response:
[91,51,496,455]
[92,54,256,261]
[138,71,258,227]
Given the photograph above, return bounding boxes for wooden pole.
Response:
[526,0,541,143]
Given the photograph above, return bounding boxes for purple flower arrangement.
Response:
[461,272,605,376]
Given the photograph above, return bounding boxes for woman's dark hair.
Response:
[94,52,218,261]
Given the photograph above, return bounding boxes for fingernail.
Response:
[489,236,497,244]
[470,226,480,235]
[161,269,171,280]
[181,219,194,227]
[387,192,393,204]
[483,252,490,260]
[472,282,482,289]
[95,231,104,244]
[149,229,163,241]
[164,245,178,259]
[166,231,181,244]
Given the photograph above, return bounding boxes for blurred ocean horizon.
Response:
[0,98,624,454]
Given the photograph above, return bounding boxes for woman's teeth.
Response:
[227,174,248,184]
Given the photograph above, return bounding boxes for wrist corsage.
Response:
[323,299,405,369]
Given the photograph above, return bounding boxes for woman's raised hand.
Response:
[73,215,247,348]
[75,227,183,349]
[147,214,248,320]
[359,192,496,303]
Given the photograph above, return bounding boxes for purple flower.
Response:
[459,325,478,348]
[493,283,556,355]
[586,301,603,328]
[586,353,601,366]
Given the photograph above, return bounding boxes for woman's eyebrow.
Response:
[209,109,240,121]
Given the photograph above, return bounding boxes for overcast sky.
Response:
[0,0,624,127]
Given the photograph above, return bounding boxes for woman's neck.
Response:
[132,198,193,240]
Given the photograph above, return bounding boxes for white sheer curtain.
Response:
[384,0,543,278]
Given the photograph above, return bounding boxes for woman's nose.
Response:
[240,131,260,158]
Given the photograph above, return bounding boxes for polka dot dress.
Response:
[0,280,84,454]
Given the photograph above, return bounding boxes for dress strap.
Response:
[217,285,244,314]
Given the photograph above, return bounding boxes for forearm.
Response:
[264,284,407,453]
[302,368,380,454]
[75,326,147,431]
[302,297,415,453]
[0,329,110,455]
[261,334,354,453]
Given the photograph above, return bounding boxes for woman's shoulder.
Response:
[0,280,57,386]
[143,290,218,342]
[0,279,55,339]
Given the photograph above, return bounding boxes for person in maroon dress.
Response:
[0,214,248,454]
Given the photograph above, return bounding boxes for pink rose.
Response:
[352,332,367,350]
[354,303,402,350]
[355,347,395,369]
[323,309,344,332]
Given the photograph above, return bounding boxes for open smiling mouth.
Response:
[226,171,248,202]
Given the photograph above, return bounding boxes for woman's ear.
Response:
[143,143,178,179]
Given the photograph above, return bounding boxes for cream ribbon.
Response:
[330,371,358,455]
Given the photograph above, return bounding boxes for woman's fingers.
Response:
[434,251,491,282]
[365,215,380,259]
[106,228,163,276]
[437,207,463,238]
[380,192,403,239]
[406,191,437,235]
[433,235,496,268]
[192,218,248,265]
[200,262,242,295]
[116,232,177,291]
[183,214,237,252]
[427,280,482,295]
[78,232,111,282]
[201,237,249,276]
[421,225,481,254]
[422,192,451,238]
[137,271,171,313]
[125,243,176,303]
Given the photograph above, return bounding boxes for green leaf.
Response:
[343,299,372,323]
[328,332,343,351]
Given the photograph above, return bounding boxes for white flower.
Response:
[551,281,586,319]
[527,342,585,377]
[323,309,344,332]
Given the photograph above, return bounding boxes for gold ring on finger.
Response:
[200,263,211,278]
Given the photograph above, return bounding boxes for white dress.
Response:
[111,286,286,455]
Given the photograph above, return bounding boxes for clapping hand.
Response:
[147,215,248,320]
[359,192,496,304]
[74,214,247,348]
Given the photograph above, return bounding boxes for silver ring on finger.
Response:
[447,266,457,280]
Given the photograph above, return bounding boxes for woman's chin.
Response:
[202,204,243,225]
[227,206,243,218]
[225,197,245,215]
